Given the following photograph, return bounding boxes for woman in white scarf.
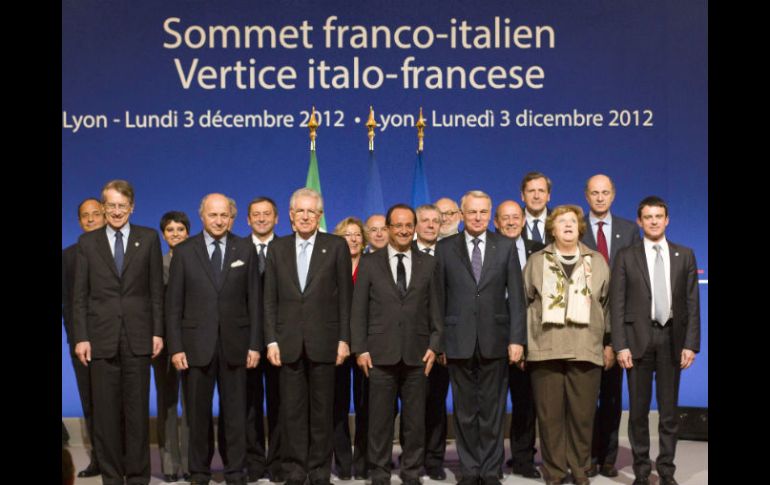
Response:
[522,205,611,485]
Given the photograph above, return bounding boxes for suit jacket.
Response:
[165,232,262,367]
[263,232,353,364]
[581,213,641,266]
[610,241,701,361]
[350,247,442,366]
[62,243,78,349]
[492,230,544,263]
[436,231,527,359]
[72,224,164,359]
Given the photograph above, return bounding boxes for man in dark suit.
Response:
[244,196,284,483]
[492,200,543,480]
[435,198,461,240]
[580,174,641,478]
[165,193,262,485]
[519,172,554,245]
[612,196,700,485]
[410,204,448,480]
[263,187,353,485]
[352,204,443,485]
[436,190,527,485]
[364,214,388,253]
[73,180,164,485]
[62,197,105,478]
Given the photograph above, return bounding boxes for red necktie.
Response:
[596,221,609,264]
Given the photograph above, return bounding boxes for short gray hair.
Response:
[289,187,324,212]
[460,190,492,211]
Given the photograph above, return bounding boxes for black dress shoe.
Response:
[269,470,286,482]
[77,463,101,477]
[183,473,192,481]
[456,477,478,485]
[480,477,501,485]
[584,465,598,478]
[402,479,421,485]
[337,472,352,481]
[164,473,180,482]
[511,464,541,479]
[598,464,618,477]
[631,478,650,485]
[659,477,679,485]
[249,469,266,482]
[426,467,446,480]
[353,474,369,480]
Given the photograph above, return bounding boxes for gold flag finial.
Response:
[309,106,319,151]
[366,106,377,151]
[416,107,426,152]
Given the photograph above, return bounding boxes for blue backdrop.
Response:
[62,0,707,416]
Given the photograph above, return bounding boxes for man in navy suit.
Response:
[166,193,262,485]
[611,196,700,485]
[580,174,641,478]
[73,180,164,485]
[436,190,527,485]
[62,197,105,478]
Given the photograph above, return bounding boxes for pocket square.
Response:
[231,260,245,268]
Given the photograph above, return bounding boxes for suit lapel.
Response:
[454,233,476,282]
[121,228,141,275]
[633,244,652,294]
[288,234,302,293]
[668,242,683,295]
[218,234,239,291]
[303,233,326,291]
[95,227,120,278]
[193,233,219,289]
[405,249,422,296]
[380,249,402,298]
[583,216,597,249]
[478,232,497,289]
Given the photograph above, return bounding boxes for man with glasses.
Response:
[264,187,353,485]
[73,180,164,485]
[364,214,388,253]
[435,198,462,240]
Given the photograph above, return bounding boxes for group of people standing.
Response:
[62,172,700,485]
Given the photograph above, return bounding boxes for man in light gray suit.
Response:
[580,174,641,478]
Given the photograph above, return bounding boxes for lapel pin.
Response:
[322,248,327,254]
[135,241,140,247]
[615,234,620,238]
[675,252,679,257]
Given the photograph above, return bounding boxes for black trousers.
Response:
[152,348,189,477]
[280,354,335,483]
[90,327,151,485]
[591,362,623,466]
[368,363,427,482]
[627,323,682,479]
[186,339,247,484]
[448,346,508,481]
[508,363,537,467]
[424,363,449,470]
[332,359,353,475]
[246,356,282,477]
[70,350,99,468]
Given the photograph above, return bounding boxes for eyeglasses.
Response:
[368,227,386,234]
[344,233,362,239]
[104,202,130,211]
[440,210,459,218]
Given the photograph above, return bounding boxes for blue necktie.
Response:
[471,238,482,283]
[531,219,543,243]
[298,241,310,291]
[211,240,222,284]
[114,230,124,276]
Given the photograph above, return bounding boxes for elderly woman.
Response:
[330,217,370,479]
[154,211,191,483]
[523,205,612,485]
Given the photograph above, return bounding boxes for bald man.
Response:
[364,214,388,253]
[166,193,262,485]
[581,174,641,478]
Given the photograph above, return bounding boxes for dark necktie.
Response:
[258,243,267,275]
[396,254,407,297]
[471,238,482,283]
[531,220,543,243]
[211,240,222,284]
[596,221,609,264]
[114,230,124,276]
[422,247,432,256]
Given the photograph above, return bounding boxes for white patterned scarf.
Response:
[541,251,593,325]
